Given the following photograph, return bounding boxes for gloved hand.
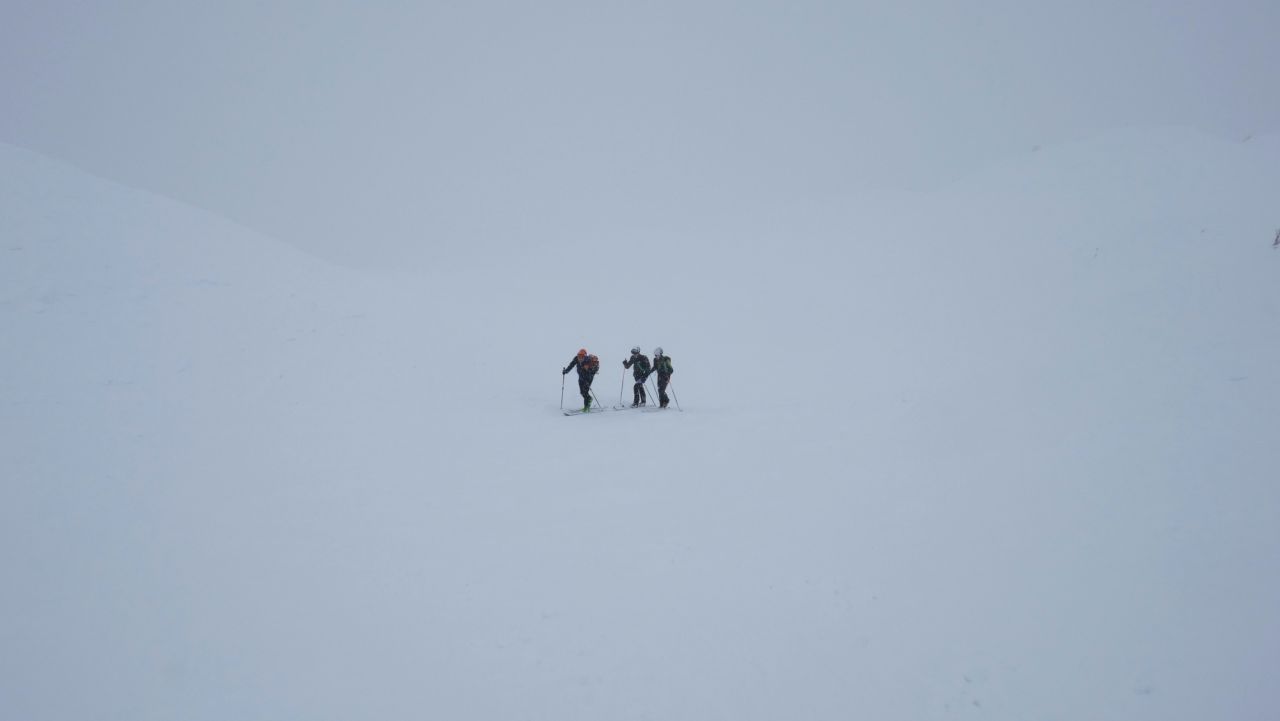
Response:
[562,368,569,375]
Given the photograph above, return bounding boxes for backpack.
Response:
[582,354,600,373]
[655,355,673,374]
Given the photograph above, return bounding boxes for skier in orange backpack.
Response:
[563,348,600,412]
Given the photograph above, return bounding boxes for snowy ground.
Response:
[2,128,1278,720]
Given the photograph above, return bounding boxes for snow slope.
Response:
[2,128,1278,720]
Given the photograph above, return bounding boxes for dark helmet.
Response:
[631,346,641,355]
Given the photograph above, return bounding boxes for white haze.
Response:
[2,1,1278,266]
[2,3,1280,720]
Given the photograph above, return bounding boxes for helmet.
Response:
[653,347,663,357]
[577,348,587,358]
[631,346,641,355]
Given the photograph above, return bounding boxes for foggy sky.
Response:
[3,0,1278,267]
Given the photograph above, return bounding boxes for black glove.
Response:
[562,368,569,375]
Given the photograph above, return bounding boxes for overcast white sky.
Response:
[3,0,1278,267]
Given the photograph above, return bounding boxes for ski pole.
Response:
[669,380,682,412]
[590,388,604,411]
[560,371,565,410]
[618,366,626,406]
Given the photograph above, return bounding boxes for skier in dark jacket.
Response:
[644,347,674,408]
[563,348,600,412]
[622,346,651,407]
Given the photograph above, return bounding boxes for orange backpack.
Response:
[582,354,600,373]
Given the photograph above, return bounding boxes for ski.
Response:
[563,407,603,416]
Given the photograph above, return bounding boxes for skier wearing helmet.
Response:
[563,348,600,412]
[622,346,652,407]
[644,347,674,408]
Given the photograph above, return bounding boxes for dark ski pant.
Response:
[578,376,594,407]
[655,374,671,407]
[632,380,647,405]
